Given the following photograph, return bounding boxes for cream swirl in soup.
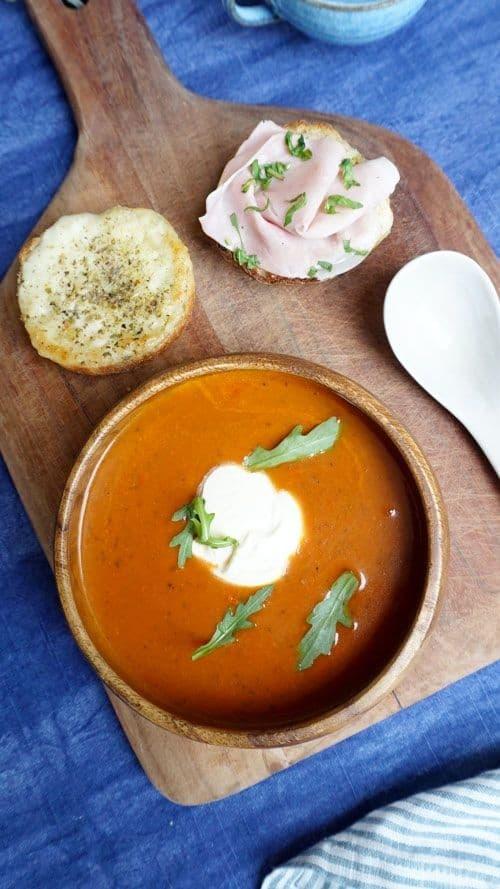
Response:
[192,463,303,587]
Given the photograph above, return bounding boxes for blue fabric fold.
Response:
[263,770,500,889]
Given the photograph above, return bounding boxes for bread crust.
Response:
[17,207,195,375]
[219,119,393,284]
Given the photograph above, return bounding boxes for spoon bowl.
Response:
[384,251,500,474]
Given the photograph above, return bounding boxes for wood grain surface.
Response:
[0,0,498,804]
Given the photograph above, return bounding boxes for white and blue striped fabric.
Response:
[262,770,500,889]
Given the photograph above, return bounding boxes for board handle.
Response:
[24,0,189,144]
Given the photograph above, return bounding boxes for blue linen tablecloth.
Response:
[0,1,499,887]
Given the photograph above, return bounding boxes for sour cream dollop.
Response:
[192,463,303,587]
[199,120,400,280]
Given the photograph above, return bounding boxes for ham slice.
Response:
[199,120,400,280]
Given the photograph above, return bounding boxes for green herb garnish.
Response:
[343,239,369,257]
[170,495,238,568]
[244,416,340,472]
[339,157,360,189]
[245,197,270,214]
[229,212,261,270]
[242,159,289,193]
[297,571,359,671]
[230,211,244,247]
[233,248,260,270]
[285,131,312,161]
[169,524,194,569]
[192,584,274,661]
[307,260,333,278]
[324,195,363,214]
[284,192,307,227]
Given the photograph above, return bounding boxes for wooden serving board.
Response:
[0,0,498,805]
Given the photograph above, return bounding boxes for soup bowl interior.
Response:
[55,354,447,748]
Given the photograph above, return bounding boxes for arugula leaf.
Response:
[192,584,274,661]
[245,197,270,214]
[169,525,194,569]
[191,495,211,541]
[170,496,238,568]
[229,213,261,270]
[297,571,359,671]
[343,239,369,257]
[172,504,190,521]
[242,159,289,193]
[284,192,307,227]
[339,157,360,189]
[324,195,363,214]
[285,131,313,160]
[244,416,341,471]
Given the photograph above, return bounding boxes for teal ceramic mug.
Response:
[224,0,429,45]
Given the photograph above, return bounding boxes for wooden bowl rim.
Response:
[55,353,448,749]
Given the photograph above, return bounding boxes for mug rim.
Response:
[278,0,410,13]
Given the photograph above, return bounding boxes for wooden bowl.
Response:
[55,354,448,748]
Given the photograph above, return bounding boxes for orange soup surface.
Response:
[77,369,426,729]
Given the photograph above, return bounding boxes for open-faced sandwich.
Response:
[200,119,400,283]
[17,206,194,374]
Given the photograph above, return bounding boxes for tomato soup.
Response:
[76,369,427,729]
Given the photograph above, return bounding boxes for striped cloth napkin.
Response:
[262,770,500,889]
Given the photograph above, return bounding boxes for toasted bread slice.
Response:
[17,206,195,374]
[222,119,393,285]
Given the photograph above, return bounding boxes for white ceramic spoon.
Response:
[384,251,500,475]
